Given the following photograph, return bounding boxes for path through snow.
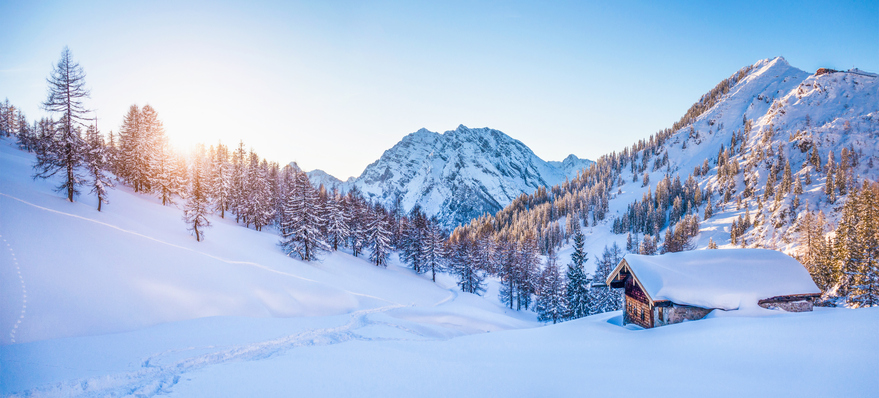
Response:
[2,234,26,344]
[11,305,422,397]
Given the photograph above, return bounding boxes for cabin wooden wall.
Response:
[624,278,653,328]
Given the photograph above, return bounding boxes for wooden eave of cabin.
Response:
[606,258,657,307]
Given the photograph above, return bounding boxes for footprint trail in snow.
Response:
[2,234,27,344]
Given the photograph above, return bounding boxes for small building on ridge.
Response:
[605,249,821,329]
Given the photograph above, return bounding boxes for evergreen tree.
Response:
[34,47,91,202]
[842,183,879,307]
[401,206,429,273]
[536,252,568,324]
[83,125,113,211]
[796,209,834,291]
[249,159,276,231]
[497,240,522,310]
[0,98,10,137]
[152,136,183,206]
[509,238,540,310]
[781,160,792,195]
[589,243,623,314]
[117,105,146,192]
[825,156,836,203]
[450,238,487,295]
[325,190,351,251]
[346,190,368,257]
[210,143,232,218]
[566,228,591,319]
[704,195,713,219]
[279,171,328,261]
[366,205,393,267]
[639,234,657,255]
[183,148,212,242]
[424,222,447,282]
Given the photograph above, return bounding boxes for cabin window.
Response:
[657,307,663,321]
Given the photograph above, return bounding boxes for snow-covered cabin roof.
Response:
[606,249,821,311]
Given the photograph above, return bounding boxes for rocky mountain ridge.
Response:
[303,125,593,227]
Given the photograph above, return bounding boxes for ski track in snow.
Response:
[10,305,421,398]
[432,288,458,307]
[0,192,397,305]
[2,234,27,344]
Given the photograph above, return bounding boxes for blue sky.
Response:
[1,0,877,179]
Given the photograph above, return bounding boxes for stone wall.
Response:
[666,304,713,325]
[759,299,813,312]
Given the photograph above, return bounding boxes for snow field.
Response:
[1,233,27,344]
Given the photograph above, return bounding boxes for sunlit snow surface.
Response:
[0,132,877,397]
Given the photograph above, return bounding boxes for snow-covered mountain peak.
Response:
[304,125,592,227]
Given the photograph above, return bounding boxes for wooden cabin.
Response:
[605,249,822,329]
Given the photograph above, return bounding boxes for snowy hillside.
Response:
[459,57,879,266]
[0,141,535,346]
[2,136,876,397]
[304,125,592,227]
[650,57,879,252]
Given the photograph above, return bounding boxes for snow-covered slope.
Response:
[655,57,879,251]
[485,57,878,261]
[310,125,589,227]
[0,140,534,347]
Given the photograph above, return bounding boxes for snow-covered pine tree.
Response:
[237,150,258,227]
[117,105,145,191]
[230,141,248,223]
[0,99,9,137]
[210,143,232,218]
[366,204,393,267]
[16,112,37,152]
[566,227,591,319]
[536,252,568,324]
[83,125,113,211]
[589,243,623,314]
[474,235,497,276]
[34,47,91,202]
[795,208,831,289]
[450,237,486,295]
[401,205,429,273]
[104,130,118,175]
[514,237,540,311]
[152,136,183,206]
[497,240,518,309]
[843,182,879,307]
[346,189,367,257]
[279,170,328,261]
[424,222,447,282]
[707,237,718,249]
[250,159,276,231]
[182,147,212,242]
[325,189,351,251]
[139,104,165,190]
